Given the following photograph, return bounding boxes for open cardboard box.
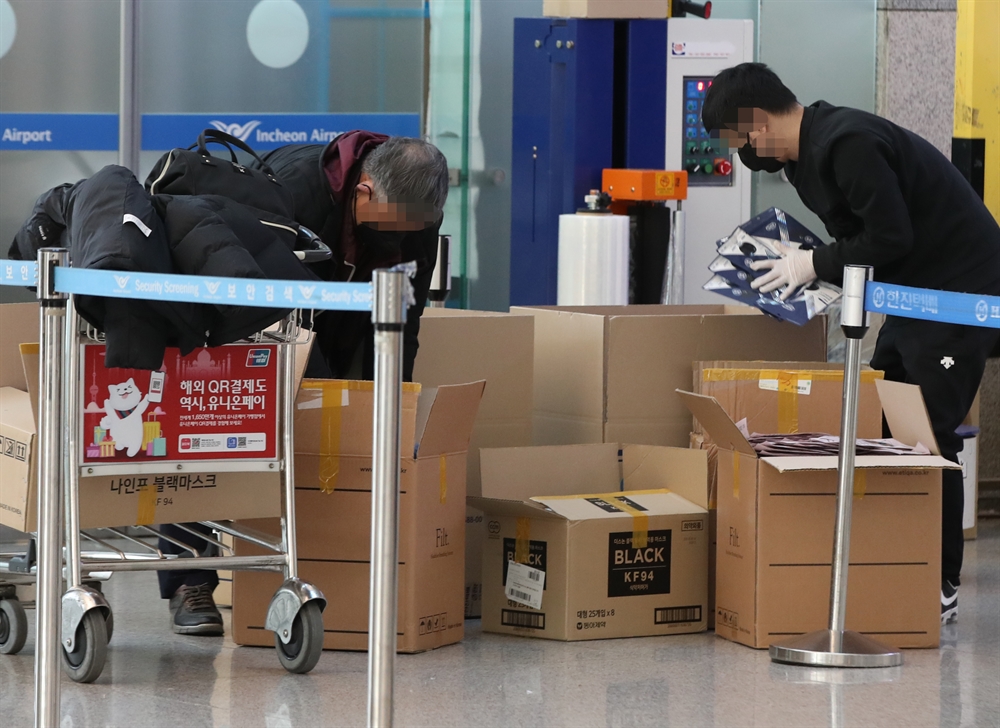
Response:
[688,359,884,629]
[678,379,958,649]
[233,378,485,653]
[0,302,311,532]
[412,308,535,618]
[472,442,709,641]
[691,360,884,441]
[510,305,827,448]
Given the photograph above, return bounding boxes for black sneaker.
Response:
[941,580,958,625]
[169,584,224,635]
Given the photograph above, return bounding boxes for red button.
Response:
[715,159,733,175]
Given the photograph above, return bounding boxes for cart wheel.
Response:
[274,601,323,674]
[61,610,108,683]
[0,598,28,655]
[103,608,115,644]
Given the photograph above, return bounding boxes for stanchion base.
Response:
[769,629,903,668]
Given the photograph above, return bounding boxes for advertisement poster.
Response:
[82,345,278,464]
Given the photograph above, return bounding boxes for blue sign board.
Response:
[142,113,421,151]
[0,113,421,152]
[0,114,118,151]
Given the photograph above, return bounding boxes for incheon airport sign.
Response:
[0,113,421,151]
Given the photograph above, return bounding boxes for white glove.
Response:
[750,249,817,301]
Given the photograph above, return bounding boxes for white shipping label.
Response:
[505,560,545,610]
[758,378,813,395]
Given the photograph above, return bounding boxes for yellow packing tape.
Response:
[136,484,158,526]
[776,371,800,434]
[439,455,447,504]
[853,469,867,499]
[318,381,345,493]
[540,488,672,501]
[732,450,740,500]
[612,497,649,549]
[515,517,531,564]
[702,368,883,383]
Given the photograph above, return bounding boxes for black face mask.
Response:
[355,223,407,259]
[738,136,786,174]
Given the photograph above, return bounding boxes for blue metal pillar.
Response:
[510,18,615,307]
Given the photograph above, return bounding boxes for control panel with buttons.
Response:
[682,75,733,187]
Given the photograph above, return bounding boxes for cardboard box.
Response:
[543,0,670,18]
[511,305,827,448]
[215,532,235,608]
[0,303,308,532]
[678,379,959,649]
[473,442,709,641]
[688,360,884,630]
[692,361,884,440]
[958,429,979,540]
[411,309,534,618]
[233,379,485,653]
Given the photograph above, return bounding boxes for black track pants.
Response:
[870,317,999,586]
[157,523,220,599]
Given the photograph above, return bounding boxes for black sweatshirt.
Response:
[786,101,1000,295]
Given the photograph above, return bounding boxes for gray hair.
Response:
[361,137,450,217]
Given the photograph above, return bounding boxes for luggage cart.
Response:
[0,301,328,683]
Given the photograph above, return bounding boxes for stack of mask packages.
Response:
[703,207,842,325]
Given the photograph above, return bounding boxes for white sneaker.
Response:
[941,580,958,625]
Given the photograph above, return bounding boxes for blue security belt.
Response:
[865,282,1000,329]
[5,260,999,327]
[0,260,373,312]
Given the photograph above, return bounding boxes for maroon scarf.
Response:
[321,130,393,277]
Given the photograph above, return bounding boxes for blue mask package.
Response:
[702,275,842,326]
[703,207,841,324]
[738,207,824,248]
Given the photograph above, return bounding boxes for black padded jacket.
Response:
[9,165,317,369]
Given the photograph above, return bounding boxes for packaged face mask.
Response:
[738,207,823,248]
[715,228,812,274]
[703,274,841,326]
[704,207,839,324]
[708,254,756,287]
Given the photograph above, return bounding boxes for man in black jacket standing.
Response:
[702,63,1000,625]
[159,133,449,635]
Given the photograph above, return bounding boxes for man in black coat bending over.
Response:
[702,63,1000,625]
[160,133,449,635]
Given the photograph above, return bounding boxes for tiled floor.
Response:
[2,522,998,728]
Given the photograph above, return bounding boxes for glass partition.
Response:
[756,0,878,233]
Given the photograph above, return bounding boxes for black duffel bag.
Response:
[145,129,296,219]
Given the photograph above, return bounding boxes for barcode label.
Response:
[655,605,702,625]
[505,560,545,609]
[501,609,546,630]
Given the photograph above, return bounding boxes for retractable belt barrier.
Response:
[1,260,374,311]
[3,253,405,728]
[770,265,999,670]
[865,281,1000,328]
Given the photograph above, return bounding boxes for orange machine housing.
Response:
[602,169,688,215]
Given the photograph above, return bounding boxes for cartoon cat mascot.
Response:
[101,378,150,457]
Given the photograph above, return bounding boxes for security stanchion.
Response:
[368,268,408,728]
[35,248,69,728]
[769,265,903,668]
